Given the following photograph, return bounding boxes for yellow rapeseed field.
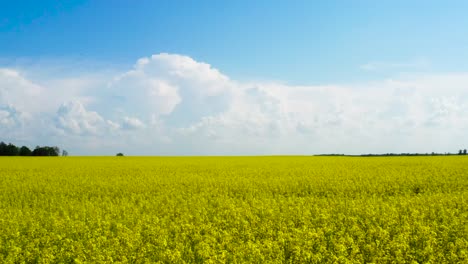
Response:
[0,156,467,263]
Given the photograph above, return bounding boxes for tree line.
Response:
[317,150,468,157]
[0,142,67,156]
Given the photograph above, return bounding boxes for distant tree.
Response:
[0,143,63,156]
[19,146,32,156]
[5,143,19,156]
[464,149,467,155]
[116,153,124,156]
[62,150,68,156]
[459,150,463,155]
[31,146,60,156]
[31,146,42,156]
[53,147,60,156]
[0,142,7,156]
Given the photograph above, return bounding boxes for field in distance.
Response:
[0,156,467,263]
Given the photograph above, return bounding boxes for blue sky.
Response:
[1,1,468,155]
[3,0,468,82]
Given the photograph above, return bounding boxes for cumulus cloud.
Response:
[121,117,145,130]
[0,68,43,112]
[1,54,468,155]
[109,71,181,117]
[0,104,35,143]
[0,105,28,129]
[174,76,468,154]
[54,101,107,136]
[105,53,232,121]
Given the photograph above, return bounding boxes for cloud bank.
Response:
[1,54,468,155]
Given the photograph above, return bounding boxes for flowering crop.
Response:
[0,156,467,263]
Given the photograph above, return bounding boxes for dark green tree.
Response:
[5,143,19,156]
[31,146,44,156]
[0,143,62,156]
[19,146,32,156]
[31,146,60,156]
[0,142,6,156]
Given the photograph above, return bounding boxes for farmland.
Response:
[0,156,467,263]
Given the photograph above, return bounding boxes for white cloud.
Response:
[0,105,28,129]
[105,53,232,124]
[1,54,468,155]
[0,104,35,143]
[121,117,145,130]
[109,71,181,117]
[0,68,43,112]
[54,101,107,136]
[176,76,468,154]
[135,53,230,96]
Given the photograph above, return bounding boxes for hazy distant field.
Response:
[0,157,467,263]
